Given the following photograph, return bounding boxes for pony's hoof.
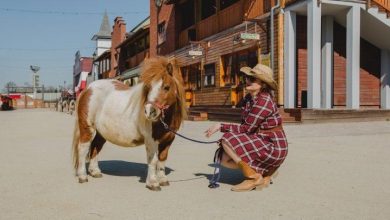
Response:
[146,185,162,191]
[160,181,170,186]
[91,173,103,178]
[78,178,88,183]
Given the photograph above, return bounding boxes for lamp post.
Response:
[30,65,40,99]
[93,51,97,81]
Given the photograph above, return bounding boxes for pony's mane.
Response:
[140,56,187,128]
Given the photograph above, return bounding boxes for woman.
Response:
[205,63,288,192]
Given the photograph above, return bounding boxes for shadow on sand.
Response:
[98,160,174,183]
[193,164,245,185]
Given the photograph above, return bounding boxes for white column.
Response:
[381,50,390,109]
[346,5,360,109]
[321,16,333,109]
[307,0,322,109]
[284,10,297,109]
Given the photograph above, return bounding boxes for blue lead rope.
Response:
[208,147,223,189]
[159,117,222,188]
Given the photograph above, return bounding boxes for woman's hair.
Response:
[258,80,275,97]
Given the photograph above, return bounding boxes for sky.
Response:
[0,0,149,91]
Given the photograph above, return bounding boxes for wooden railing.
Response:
[372,0,390,14]
[178,1,244,48]
[128,50,149,69]
[219,1,243,30]
[198,14,219,40]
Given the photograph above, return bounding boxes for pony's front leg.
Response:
[157,145,171,186]
[145,143,161,191]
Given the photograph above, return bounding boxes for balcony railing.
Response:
[127,50,149,69]
[178,1,244,48]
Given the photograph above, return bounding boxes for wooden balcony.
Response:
[127,50,149,69]
[177,1,245,48]
[372,0,390,16]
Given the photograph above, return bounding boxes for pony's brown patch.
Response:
[132,137,145,146]
[78,89,93,143]
[112,80,130,91]
[89,131,106,159]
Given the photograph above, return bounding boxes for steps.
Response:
[188,110,208,121]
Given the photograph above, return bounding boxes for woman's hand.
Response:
[205,123,221,138]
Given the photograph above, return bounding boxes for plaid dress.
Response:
[220,92,288,175]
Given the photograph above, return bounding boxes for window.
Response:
[158,22,166,45]
[222,49,259,86]
[179,0,195,31]
[220,0,239,10]
[201,0,216,20]
[185,63,201,90]
[204,63,215,87]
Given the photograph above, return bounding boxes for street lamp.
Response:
[93,51,97,81]
[30,65,40,99]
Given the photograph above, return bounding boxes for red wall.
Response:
[296,16,380,108]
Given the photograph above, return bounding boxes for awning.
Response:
[119,66,141,80]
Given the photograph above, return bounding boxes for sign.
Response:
[240,33,260,40]
[188,50,203,56]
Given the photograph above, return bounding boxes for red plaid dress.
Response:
[220,92,288,175]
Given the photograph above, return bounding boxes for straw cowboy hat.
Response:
[240,64,277,90]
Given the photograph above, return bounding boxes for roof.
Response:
[92,11,112,40]
[130,17,150,33]
[116,17,150,49]
[94,50,111,61]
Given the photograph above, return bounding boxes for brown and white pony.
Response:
[72,57,186,191]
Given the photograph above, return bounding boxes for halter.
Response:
[146,101,170,118]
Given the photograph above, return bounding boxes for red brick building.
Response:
[150,0,277,107]
[147,0,390,115]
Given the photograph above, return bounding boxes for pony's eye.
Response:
[163,86,170,91]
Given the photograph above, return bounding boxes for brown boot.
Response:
[231,161,264,192]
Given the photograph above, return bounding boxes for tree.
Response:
[3,81,17,93]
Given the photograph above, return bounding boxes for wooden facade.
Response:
[150,0,277,107]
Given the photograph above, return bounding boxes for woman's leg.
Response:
[220,152,239,169]
[220,140,241,163]
[220,140,264,191]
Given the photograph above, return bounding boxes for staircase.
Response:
[188,106,302,123]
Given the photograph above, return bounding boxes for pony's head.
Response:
[140,57,187,123]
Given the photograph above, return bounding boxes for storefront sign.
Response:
[240,33,260,40]
[188,50,203,56]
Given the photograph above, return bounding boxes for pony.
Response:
[72,57,187,191]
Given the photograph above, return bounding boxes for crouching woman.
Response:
[205,64,288,192]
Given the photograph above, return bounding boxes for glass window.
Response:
[220,0,239,10]
[201,0,216,20]
[179,0,195,31]
[204,63,215,87]
[187,63,201,90]
[158,22,166,45]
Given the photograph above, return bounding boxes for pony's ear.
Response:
[166,63,173,76]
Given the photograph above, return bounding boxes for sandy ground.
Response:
[0,109,389,220]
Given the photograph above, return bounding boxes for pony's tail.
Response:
[72,107,80,174]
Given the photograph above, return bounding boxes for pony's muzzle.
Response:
[144,103,161,121]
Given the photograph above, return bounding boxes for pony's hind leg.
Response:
[77,141,92,183]
[88,132,106,178]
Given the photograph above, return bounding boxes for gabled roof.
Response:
[92,11,112,40]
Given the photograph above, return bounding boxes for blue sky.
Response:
[0,0,149,91]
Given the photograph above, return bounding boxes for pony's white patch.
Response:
[77,142,90,180]
[157,160,168,184]
[145,79,162,120]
